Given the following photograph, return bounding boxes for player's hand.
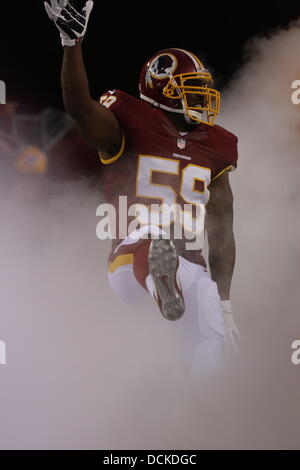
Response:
[44,0,94,47]
[220,300,241,358]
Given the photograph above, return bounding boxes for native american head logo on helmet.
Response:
[139,48,220,126]
[150,54,177,79]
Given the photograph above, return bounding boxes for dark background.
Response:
[1,0,300,110]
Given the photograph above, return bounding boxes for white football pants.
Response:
[107,228,226,380]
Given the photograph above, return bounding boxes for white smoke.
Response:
[1,19,300,449]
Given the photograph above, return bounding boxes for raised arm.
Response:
[61,44,122,157]
[44,0,122,159]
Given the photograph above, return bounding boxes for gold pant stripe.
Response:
[108,253,134,274]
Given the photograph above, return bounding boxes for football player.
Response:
[45,0,240,374]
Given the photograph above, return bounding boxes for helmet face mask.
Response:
[139,49,221,126]
[163,73,220,125]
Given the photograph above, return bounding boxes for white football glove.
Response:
[44,0,94,47]
[221,300,241,358]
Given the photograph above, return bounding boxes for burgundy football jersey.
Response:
[99,90,238,267]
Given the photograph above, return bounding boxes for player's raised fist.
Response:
[44,0,94,47]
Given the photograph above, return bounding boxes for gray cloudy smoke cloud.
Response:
[1,20,300,450]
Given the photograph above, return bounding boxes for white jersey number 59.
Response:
[135,155,211,235]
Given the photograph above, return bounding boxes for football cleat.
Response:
[148,239,185,321]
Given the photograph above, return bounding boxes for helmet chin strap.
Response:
[140,93,203,125]
[181,98,203,125]
[183,112,199,125]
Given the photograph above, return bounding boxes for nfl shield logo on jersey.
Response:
[177,138,186,149]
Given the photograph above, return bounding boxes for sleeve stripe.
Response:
[99,133,125,165]
[211,165,235,182]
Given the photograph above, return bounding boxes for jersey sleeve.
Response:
[210,126,238,181]
[98,90,127,165]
